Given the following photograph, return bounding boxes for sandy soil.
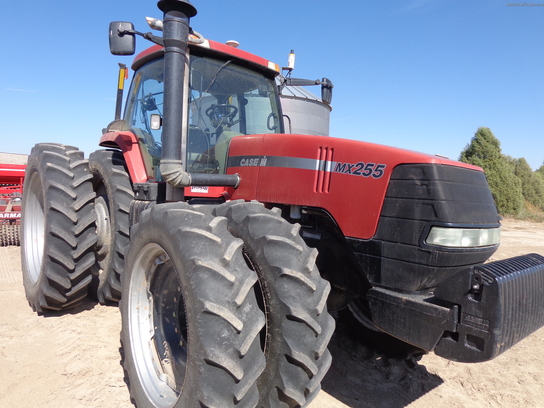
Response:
[1,219,543,408]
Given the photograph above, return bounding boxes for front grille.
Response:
[349,163,501,292]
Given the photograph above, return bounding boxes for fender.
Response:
[99,131,150,183]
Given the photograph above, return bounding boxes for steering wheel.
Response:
[205,104,239,127]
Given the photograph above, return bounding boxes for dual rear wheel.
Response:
[122,201,335,408]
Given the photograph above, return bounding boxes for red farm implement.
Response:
[0,163,25,246]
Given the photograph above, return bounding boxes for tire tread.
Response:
[21,143,96,313]
[121,203,265,407]
[213,200,335,408]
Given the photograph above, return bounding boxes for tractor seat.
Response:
[215,129,242,173]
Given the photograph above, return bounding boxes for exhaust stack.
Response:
[157,0,196,196]
[158,0,240,196]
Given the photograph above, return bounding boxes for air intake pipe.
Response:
[158,0,240,190]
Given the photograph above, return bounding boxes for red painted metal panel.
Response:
[228,135,265,200]
[133,40,277,74]
[0,164,26,185]
[99,131,149,183]
[0,164,25,201]
[206,40,275,71]
[184,186,233,199]
[226,134,483,239]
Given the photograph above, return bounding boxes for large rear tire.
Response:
[213,200,335,408]
[89,149,133,304]
[21,143,96,313]
[121,203,266,408]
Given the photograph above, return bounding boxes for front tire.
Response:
[213,200,335,408]
[89,149,133,304]
[121,203,266,407]
[21,143,96,313]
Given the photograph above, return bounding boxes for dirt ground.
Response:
[0,219,543,408]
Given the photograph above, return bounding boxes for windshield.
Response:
[124,54,281,177]
[187,56,281,173]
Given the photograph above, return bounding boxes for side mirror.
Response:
[109,22,136,56]
[321,78,333,106]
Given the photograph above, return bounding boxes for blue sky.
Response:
[2,0,543,169]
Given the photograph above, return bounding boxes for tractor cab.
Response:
[105,15,332,202]
[122,45,283,180]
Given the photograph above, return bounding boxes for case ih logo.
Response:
[239,156,268,167]
[333,162,386,179]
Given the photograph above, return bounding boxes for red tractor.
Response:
[0,163,25,246]
[20,1,544,407]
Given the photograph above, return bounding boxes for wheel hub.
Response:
[128,243,187,407]
[94,195,111,266]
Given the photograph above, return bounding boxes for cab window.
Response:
[124,55,282,176]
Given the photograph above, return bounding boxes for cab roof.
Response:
[132,39,280,78]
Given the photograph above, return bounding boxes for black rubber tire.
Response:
[213,200,335,408]
[0,224,20,246]
[21,143,97,313]
[121,203,266,408]
[89,149,133,304]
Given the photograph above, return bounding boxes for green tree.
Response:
[460,127,524,216]
[533,172,544,212]
[514,158,544,211]
[537,163,544,178]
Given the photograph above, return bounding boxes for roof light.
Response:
[226,40,239,48]
[268,61,280,73]
[426,227,501,248]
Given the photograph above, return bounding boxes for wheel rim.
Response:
[242,249,270,356]
[94,194,111,269]
[128,243,187,408]
[23,171,45,284]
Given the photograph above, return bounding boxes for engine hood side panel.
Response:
[227,133,481,239]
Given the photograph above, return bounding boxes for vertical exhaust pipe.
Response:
[157,0,241,191]
[158,0,197,193]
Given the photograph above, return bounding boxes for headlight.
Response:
[426,227,501,248]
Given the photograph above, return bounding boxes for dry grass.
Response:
[516,201,544,223]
